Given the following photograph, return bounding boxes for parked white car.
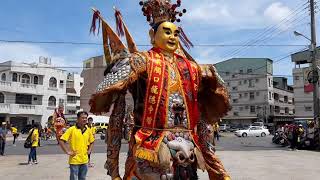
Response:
[235,127,270,137]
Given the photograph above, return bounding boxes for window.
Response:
[239,107,244,111]
[250,106,255,113]
[295,76,299,81]
[245,106,249,110]
[244,80,247,84]
[305,106,312,111]
[239,93,242,98]
[247,69,252,73]
[274,93,279,100]
[85,62,92,68]
[232,74,236,78]
[233,112,239,116]
[249,79,254,87]
[49,77,57,88]
[68,110,76,114]
[59,98,64,105]
[244,93,248,97]
[233,99,238,103]
[255,79,259,83]
[225,72,230,76]
[1,73,6,81]
[268,78,271,87]
[269,92,272,100]
[239,81,242,85]
[12,73,18,82]
[239,70,243,74]
[232,87,238,91]
[227,82,230,86]
[59,80,64,88]
[274,106,280,113]
[0,93,4,103]
[21,74,30,84]
[256,92,260,96]
[34,76,39,84]
[284,96,288,103]
[80,82,83,87]
[249,92,254,100]
[48,96,56,107]
[285,107,289,114]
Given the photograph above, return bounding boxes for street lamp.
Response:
[293,30,319,128]
[294,31,312,42]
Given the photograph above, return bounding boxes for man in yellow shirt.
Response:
[11,126,19,146]
[28,123,39,165]
[59,111,95,180]
[86,117,96,168]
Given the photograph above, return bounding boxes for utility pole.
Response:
[310,0,320,142]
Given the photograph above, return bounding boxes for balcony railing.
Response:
[0,81,12,86]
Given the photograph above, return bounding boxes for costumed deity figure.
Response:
[89,1,231,179]
[52,105,66,143]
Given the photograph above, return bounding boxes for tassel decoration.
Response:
[90,9,101,35]
[178,26,193,49]
[115,9,125,37]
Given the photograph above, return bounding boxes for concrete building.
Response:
[65,73,84,123]
[291,48,320,120]
[0,57,83,129]
[80,55,107,114]
[215,58,295,126]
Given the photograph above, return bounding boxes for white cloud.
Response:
[0,43,51,63]
[264,2,292,24]
[0,43,99,73]
[184,0,293,29]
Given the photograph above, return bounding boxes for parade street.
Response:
[0,133,319,180]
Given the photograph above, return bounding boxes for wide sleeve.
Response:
[198,64,230,124]
[89,52,147,114]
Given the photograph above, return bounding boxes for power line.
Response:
[0,39,307,47]
[221,1,310,60]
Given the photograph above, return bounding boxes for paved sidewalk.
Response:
[1,149,320,180]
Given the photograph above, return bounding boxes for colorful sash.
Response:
[134,48,200,163]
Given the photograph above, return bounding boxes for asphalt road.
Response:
[3,133,281,156]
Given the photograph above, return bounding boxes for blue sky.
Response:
[0,0,318,84]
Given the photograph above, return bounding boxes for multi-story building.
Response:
[80,56,107,113]
[291,48,320,120]
[65,73,84,123]
[215,58,295,126]
[272,77,295,124]
[0,57,83,129]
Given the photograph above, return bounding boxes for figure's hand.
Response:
[224,176,231,180]
[113,177,122,180]
[67,150,76,156]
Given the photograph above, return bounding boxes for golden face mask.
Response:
[153,22,180,53]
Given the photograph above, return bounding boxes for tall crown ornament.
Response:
[139,0,193,48]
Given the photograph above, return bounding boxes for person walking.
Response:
[0,122,8,156]
[11,125,19,146]
[214,123,220,141]
[59,111,95,180]
[290,124,299,151]
[86,117,96,168]
[28,123,39,164]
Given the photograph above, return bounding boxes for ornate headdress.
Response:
[139,0,187,27]
[139,0,193,49]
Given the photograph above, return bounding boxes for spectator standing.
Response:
[28,123,40,164]
[59,111,95,180]
[0,122,8,155]
[87,117,96,168]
